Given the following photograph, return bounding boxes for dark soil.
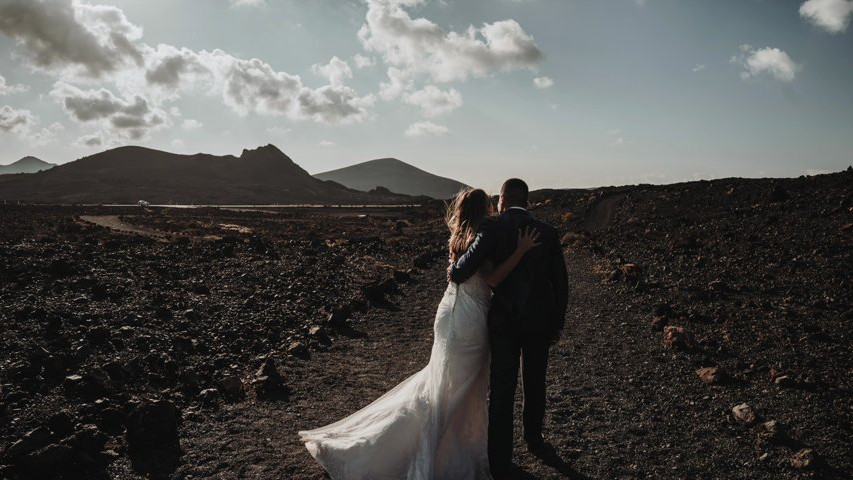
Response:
[1,169,850,479]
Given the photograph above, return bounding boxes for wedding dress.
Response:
[299,273,493,480]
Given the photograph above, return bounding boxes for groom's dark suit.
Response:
[450,207,569,474]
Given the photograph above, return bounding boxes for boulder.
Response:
[126,401,180,449]
[7,426,52,457]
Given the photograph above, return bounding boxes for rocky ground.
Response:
[1,169,850,479]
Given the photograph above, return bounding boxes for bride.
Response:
[299,188,540,480]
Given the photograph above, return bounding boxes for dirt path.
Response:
[78,215,169,240]
[580,194,626,232]
[168,196,746,479]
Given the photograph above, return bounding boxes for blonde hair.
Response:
[445,188,490,262]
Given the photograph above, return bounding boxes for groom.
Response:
[449,178,569,477]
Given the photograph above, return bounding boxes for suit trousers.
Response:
[487,321,550,474]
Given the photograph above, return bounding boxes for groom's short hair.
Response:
[501,178,528,207]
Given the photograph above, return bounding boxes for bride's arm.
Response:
[480,226,541,287]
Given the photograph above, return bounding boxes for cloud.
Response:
[266,125,292,135]
[404,84,463,117]
[318,140,335,147]
[730,45,800,82]
[0,105,63,145]
[230,0,266,6]
[799,0,853,33]
[149,49,374,124]
[181,118,202,130]
[379,67,414,101]
[74,132,103,148]
[144,45,212,89]
[359,0,542,84]
[0,75,29,95]
[311,56,353,86]
[0,105,35,133]
[606,128,633,146]
[692,64,706,72]
[51,81,168,140]
[405,121,449,137]
[0,1,376,131]
[353,54,376,69]
[0,0,144,78]
[533,76,554,89]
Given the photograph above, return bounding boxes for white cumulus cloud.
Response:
[0,105,62,145]
[730,45,800,82]
[359,0,542,84]
[311,56,354,87]
[353,54,376,69]
[533,76,554,89]
[181,118,202,130]
[0,75,29,95]
[405,121,449,137]
[404,84,463,117]
[799,0,853,33]
[0,0,144,78]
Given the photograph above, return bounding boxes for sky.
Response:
[0,0,852,190]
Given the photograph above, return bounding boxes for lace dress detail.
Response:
[299,274,493,480]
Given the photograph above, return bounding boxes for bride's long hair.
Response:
[446,188,491,262]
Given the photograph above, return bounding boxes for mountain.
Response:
[0,145,417,205]
[314,158,468,199]
[0,156,55,175]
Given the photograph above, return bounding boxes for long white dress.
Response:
[298,274,493,480]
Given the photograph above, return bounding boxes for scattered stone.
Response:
[774,375,794,388]
[198,388,220,406]
[287,341,310,360]
[97,408,127,434]
[126,401,180,449]
[86,326,111,345]
[219,375,245,399]
[759,420,785,443]
[7,426,52,457]
[650,316,667,331]
[732,403,756,425]
[251,358,289,400]
[696,367,728,385]
[327,305,351,327]
[47,412,74,439]
[662,326,695,351]
[790,448,815,470]
[20,443,73,474]
[66,424,108,456]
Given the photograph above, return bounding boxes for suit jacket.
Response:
[450,208,569,335]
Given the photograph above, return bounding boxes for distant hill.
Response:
[0,145,418,205]
[314,158,467,199]
[0,156,55,175]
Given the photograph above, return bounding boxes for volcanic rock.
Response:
[7,426,52,457]
[287,341,310,360]
[46,412,74,439]
[219,376,245,399]
[126,401,180,449]
[696,367,728,385]
[251,358,289,400]
[732,403,756,425]
[790,448,815,470]
[662,326,695,351]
